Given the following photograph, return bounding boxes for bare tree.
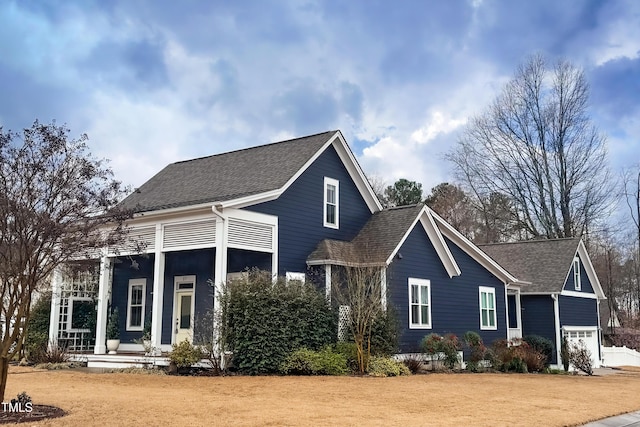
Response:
[332,263,385,374]
[622,167,640,322]
[0,121,130,400]
[425,182,477,240]
[366,174,388,207]
[447,54,613,239]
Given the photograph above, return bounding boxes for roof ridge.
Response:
[383,203,424,211]
[478,237,579,247]
[172,130,337,166]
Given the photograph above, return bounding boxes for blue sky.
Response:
[1,0,639,201]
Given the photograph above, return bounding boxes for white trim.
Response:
[286,272,306,283]
[479,286,497,330]
[430,208,519,284]
[126,279,146,331]
[552,294,562,366]
[381,268,387,311]
[150,224,164,353]
[408,278,432,329]
[67,297,94,333]
[562,325,599,332]
[48,268,62,350]
[93,257,112,355]
[323,177,339,229]
[573,257,581,291]
[560,290,598,299]
[577,240,606,299]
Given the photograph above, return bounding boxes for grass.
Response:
[6,366,640,426]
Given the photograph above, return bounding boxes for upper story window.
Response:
[127,278,146,331]
[573,257,581,291]
[409,278,431,329]
[324,177,339,229]
[479,286,496,330]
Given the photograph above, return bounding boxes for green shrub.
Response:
[334,342,359,373]
[24,292,52,362]
[169,340,203,369]
[421,333,460,369]
[463,331,486,372]
[367,356,411,377]
[560,337,570,372]
[106,307,120,340]
[369,307,400,356]
[221,270,337,375]
[523,335,554,366]
[506,356,527,373]
[280,347,347,376]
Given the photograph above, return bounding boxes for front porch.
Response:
[49,207,279,357]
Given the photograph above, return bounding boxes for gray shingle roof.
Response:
[478,238,580,293]
[307,204,423,265]
[120,130,338,212]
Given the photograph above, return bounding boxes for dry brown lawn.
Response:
[6,366,640,426]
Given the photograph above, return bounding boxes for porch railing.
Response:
[508,328,522,340]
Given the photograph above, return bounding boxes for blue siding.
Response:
[563,255,595,294]
[111,255,155,344]
[247,144,372,275]
[227,248,271,273]
[389,225,507,353]
[162,249,215,345]
[521,295,557,363]
[559,295,598,327]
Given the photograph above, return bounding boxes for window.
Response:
[409,278,431,329]
[286,272,306,284]
[127,279,146,331]
[573,257,581,291]
[479,286,497,330]
[324,177,339,229]
[67,298,94,332]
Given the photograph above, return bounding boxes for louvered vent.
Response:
[163,220,216,250]
[130,227,156,252]
[228,218,273,251]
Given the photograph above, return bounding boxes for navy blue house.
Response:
[47,130,603,368]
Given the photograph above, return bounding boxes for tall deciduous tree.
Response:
[384,178,423,207]
[424,182,477,239]
[447,54,613,239]
[0,121,130,400]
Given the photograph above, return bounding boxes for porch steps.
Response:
[70,353,170,369]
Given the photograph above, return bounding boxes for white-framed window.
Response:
[323,177,339,229]
[67,297,94,333]
[286,272,306,284]
[409,278,431,329]
[573,257,581,291]
[126,278,146,331]
[479,286,497,330]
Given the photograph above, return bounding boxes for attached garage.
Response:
[563,326,601,368]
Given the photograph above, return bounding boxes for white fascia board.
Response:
[385,207,461,277]
[577,240,606,299]
[131,202,217,221]
[560,290,599,299]
[429,208,518,284]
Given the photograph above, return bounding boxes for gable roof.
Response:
[120,130,382,214]
[308,204,517,284]
[479,238,605,298]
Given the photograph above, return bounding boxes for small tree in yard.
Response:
[0,121,130,401]
[569,340,594,376]
[332,264,386,374]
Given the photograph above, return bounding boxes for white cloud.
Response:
[410,111,467,144]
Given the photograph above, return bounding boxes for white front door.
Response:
[173,276,195,344]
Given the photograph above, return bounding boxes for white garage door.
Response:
[563,327,601,369]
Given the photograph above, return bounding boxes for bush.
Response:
[24,292,52,362]
[333,342,359,373]
[488,339,545,373]
[569,340,593,376]
[560,337,570,372]
[523,335,554,366]
[36,342,70,364]
[367,356,411,377]
[280,347,347,376]
[421,333,460,370]
[402,354,425,374]
[169,340,203,369]
[463,331,486,372]
[221,270,337,374]
[369,307,400,356]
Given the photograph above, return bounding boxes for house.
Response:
[479,239,606,368]
[46,129,600,368]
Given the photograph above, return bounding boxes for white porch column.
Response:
[213,214,228,310]
[552,294,562,366]
[325,265,332,302]
[94,257,113,355]
[47,268,63,348]
[151,223,165,354]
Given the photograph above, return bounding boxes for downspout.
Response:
[552,294,562,367]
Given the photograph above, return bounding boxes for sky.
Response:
[1,0,639,205]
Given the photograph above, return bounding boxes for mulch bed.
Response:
[0,405,66,424]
